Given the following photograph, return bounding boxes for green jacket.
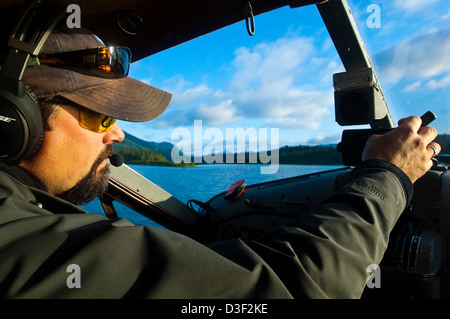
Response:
[0,160,412,298]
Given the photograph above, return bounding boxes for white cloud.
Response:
[306,134,341,145]
[137,77,153,85]
[172,84,211,106]
[393,0,440,13]
[426,75,450,90]
[375,29,450,85]
[403,81,421,92]
[264,105,330,130]
[161,76,212,107]
[230,36,314,90]
[225,36,334,128]
[194,99,241,126]
[442,9,450,20]
[156,35,335,130]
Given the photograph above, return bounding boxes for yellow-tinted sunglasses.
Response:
[79,107,116,133]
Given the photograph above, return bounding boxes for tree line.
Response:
[115,134,450,167]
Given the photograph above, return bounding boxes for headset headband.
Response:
[0,0,65,165]
[1,0,65,95]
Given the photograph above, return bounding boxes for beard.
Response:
[56,144,113,205]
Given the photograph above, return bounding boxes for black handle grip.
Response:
[338,111,436,166]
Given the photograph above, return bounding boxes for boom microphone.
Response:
[109,153,124,167]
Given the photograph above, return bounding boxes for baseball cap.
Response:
[23,25,172,122]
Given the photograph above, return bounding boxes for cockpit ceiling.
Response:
[0,0,327,61]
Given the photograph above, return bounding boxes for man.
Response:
[0,23,441,298]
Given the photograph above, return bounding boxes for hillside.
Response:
[113,132,193,166]
[113,132,177,160]
[190,144,342,165]
[115,132,450,166]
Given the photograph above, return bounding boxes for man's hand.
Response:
[362,116,441,183]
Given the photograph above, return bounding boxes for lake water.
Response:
[82,164,344,226]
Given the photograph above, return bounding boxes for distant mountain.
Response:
[113,131,177,161]
[113,131,192,166]
[114,132,450,166]
[190,144,342,165]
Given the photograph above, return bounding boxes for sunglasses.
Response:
[38,46,132,77]
[79,107,116,133]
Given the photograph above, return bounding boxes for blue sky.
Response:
[119,0,449,154]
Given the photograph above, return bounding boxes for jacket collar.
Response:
[0,161,88,215]
[0,161,46,191]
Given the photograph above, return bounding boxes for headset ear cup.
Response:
[24,84,44,157]
[0,83,43,164]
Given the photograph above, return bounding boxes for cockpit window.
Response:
[121,0,448,159]
[102,0,449,226]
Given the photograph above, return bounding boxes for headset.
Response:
[0,0,64,165]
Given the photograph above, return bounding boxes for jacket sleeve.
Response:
[243,159,413,298]
[0,160,412,299]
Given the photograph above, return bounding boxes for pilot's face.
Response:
[19,103,125,203]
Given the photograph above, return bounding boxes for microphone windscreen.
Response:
[109,153,124,167]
